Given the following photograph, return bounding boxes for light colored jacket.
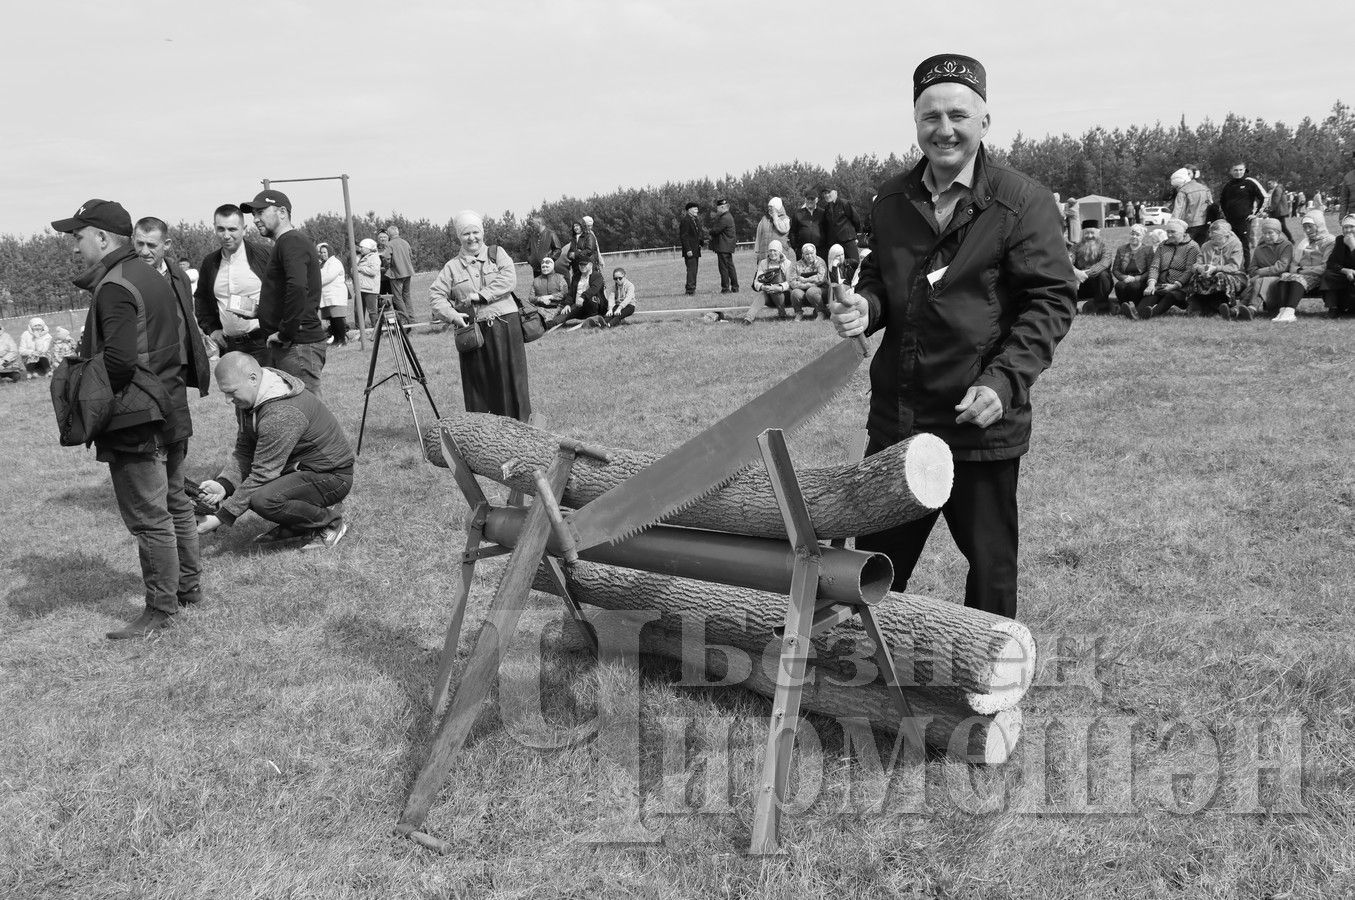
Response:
[428,246,518,323]
[355,251,381,294]
[1172,181,1211,227]
[319,256,347,308]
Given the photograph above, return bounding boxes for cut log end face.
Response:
[904,432,954,511]
[974,708,1023,765]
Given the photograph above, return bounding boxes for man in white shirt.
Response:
[193,204,270,364]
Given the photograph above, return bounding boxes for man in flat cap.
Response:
[678,202,703,295]
[240,190,327,397]
[708,198,738,293]
[829,53,1077,621]
[51,199,211,638]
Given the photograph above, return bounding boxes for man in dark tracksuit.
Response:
[678,202,703,294]
[240,189,327,397]
[708,198,738,292]
[52,199,211,639]
[1219,163,1267,269]
[829,55,1076,621]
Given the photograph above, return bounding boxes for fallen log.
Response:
[531,560,1033,762]
[546,589,1023,765]
[424,413,952,540]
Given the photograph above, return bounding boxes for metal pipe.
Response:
[482,507,892,606]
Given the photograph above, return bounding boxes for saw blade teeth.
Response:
[605,465,752,544]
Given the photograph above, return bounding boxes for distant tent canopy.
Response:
[1076,195,1122,228]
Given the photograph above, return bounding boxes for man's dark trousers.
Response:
[389,277,413,323]
[268,342,326,399]
[250,469,353,530]
[684,255,699,294]
[223,329,270,366]
[856,451,1020,619]
[1226,218,1252,269]
[716,252,738,291]
[107,440,200,613]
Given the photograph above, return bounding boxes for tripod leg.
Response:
[356,315,387,456]
[400,326,441,419]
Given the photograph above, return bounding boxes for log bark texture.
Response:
[425,413,952,540]
[531,560,1033,762]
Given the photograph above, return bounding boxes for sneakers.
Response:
[1273,307,1297,323]
[254,523,309,544]
[301,518,348,552]
[1236,305,1255,321]
[1120,302,1138,320]
[107,608,173,640]
[1218,302,1236,320]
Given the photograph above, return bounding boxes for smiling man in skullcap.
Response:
[827,52,1077,621]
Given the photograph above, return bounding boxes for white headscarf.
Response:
[1170,168,1191,189]
[767,240,784,259]
[453,210,483,232]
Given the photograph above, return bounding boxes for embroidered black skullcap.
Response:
[913,53,986,101]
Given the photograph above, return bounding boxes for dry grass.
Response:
[2,248,1354,898]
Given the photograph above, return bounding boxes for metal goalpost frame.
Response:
[259,175,365,351]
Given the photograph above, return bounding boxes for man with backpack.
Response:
[51,198,210,639]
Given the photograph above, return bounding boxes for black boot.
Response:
[106,608,174,640]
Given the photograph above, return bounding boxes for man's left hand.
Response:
[266,332,287,347]
[955,385,1003,428]
[197,514,222,535]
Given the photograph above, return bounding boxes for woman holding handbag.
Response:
[428,210,531,421]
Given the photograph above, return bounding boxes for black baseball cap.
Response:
[50,199,133,236]
[240,190,292,213]
[715,197,729,206]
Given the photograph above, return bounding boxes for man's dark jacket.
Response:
[526,226,562,275]
[568,269,608,309]
[194,241,271,335]
[1219,176,1266,224]
[856,145,1076,462]
[75,245,209,454]
[790,205,824,254]
[678,215,703,257]
[258,230,326,344]
[708,211,736,253]
[822,198,862,244]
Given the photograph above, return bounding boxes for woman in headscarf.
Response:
[1270,212,1336,322]
[1131,218,1200,320]
[1184,220,1250,318]
[18,317,53,378]
[355,238,382,328]
[741,240,796,324]
[1244,218,1293,317]
[48,325,75,369]
[1322,213,1355,318]
[0,324,22,382]
[316,243,349,346]
[1113,224,1154,316]
[428,210,531,420]
[754,198,794,265]
[788,242,828,320]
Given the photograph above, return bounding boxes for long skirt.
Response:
[459,312,531,422]
[1186,269,1248,302]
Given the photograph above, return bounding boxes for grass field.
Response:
[2,245,1354,899]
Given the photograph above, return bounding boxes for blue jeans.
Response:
[106,439,200,614]
[267,341,326,398]
[249,469,352,530]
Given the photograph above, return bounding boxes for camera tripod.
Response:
[356,296,440,455]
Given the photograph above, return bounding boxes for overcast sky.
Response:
[2,0,1346,238]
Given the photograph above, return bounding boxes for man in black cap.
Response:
[51,199,211,638]
[708,198,738,293]
[829,53,1076,621]
[789,187,824,262]
[240,190,327,397]
[678,202,703,295]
